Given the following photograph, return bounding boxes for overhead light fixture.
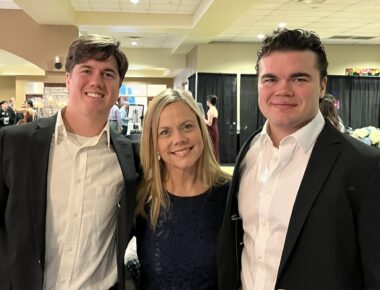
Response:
[296,0,326,3]
[257,34,265,40]
[128,36,141,46]
[130,0,139,3]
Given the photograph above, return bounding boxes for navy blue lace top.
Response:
[136,182,229,290]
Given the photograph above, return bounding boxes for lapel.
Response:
[109,131,137,261]
[110,131,137,206]
[29,115,57,265]
[227,128,263,214]
[277,122,342,278]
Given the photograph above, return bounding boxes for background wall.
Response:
[194,42,380,76]
[0,77,16,101]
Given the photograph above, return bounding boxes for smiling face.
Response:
[258,50,327,144]
[157,101,204,175]
[65,55,121,122]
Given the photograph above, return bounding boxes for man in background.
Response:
[109,100,122,133]
[0,100,11,127]
[119,100,130,136]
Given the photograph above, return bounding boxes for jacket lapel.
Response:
[29,115,57,266]
[110,132,137,209]
[277,122,342,278]
[227,128,263,212]
[110,132,138,276]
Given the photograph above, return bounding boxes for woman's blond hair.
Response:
[136,88,230,227]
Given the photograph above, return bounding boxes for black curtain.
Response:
[197,73,237,164]
[188,74,196,97]
[327,76,380,129]
[240,74,265,146]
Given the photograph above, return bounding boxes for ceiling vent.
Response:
[350,36,376,40]
[329,35,376,40]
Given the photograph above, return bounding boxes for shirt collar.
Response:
[258,111,325,153]
[54,107,111,149]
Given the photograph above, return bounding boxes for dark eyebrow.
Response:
[103,68,118,74]
[260,73,277,80]
[78,64,117,75]
[290,72,312,79]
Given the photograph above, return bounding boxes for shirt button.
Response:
[257,255,263,260]
[67,247,73,252]
[76,178,81,184]
[261,220,267,227]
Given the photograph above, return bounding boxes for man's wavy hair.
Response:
[65,34,128,86]
[256,28,328,81]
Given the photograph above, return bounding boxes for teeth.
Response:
[87,92,102,98]
[173,148,190,156]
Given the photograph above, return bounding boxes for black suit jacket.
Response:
[0,115,140,290]
[217,121,380,290]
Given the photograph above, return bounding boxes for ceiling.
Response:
[1,0,380,77]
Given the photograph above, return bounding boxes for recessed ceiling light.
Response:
[257,34,265,40]
[296,0,326,3]
[130,0,139,4]
[278,22,287,28]
[128,36,141,46]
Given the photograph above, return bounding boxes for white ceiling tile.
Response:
[121,3,150,10]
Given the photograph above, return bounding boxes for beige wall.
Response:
[0,77,16,101]
[326,44,380,75]
[193,42,380,76]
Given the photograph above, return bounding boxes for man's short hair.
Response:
[65,34,129,84]
[256,28,328,80]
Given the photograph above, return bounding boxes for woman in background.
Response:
[204,94,220,162]
[320,94,345,132]
[136,88,230,290]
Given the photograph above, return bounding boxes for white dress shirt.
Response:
[239,112,325,290]
[43,109,124,290]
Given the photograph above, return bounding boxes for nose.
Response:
[89,71,105,88]
[275,80,294,96]
[172,130,187,145]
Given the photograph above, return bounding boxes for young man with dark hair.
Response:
[218,28,380,290]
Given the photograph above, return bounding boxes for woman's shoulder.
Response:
[209,182,230,203]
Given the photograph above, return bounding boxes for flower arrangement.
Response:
[349,126,380,148]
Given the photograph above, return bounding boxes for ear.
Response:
[320,76,327,98]
[65,72,71,88]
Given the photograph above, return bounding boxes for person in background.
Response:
[0,34,140,290]
[204,94,220,162]
[136,88,230,290]
[108,100,122,133]
[119,100,130,135]
[218,28,380,290]
[7,98,17,125]
[14,99,37,122]
[0,100,11,127]
[320,93,345,132]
